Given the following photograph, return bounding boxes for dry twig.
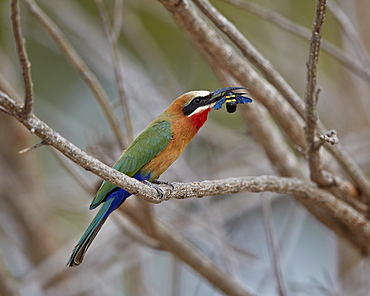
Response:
[304,0,333,187]
[18,141,46,155]
[10,0,33,116]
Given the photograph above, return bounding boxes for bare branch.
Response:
[305,0,331,186]
[21,0,126,149]
[10,0,34,116]
[223,0,370,83]
[95,0,134,143]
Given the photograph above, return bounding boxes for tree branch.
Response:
[304,0,332,187]
[10,0,33,116]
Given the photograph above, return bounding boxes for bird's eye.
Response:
[193,97,201,104]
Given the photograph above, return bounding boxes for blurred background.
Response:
[0,0,369,295]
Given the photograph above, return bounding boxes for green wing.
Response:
[90,120,173,209]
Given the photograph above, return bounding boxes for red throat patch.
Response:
[189,108,211,129]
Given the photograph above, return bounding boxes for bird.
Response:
[67,87,252,267]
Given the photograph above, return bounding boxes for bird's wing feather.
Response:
[90,120,173,209]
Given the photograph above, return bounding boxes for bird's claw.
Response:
[144,180,165,199]
[151,179,174,190]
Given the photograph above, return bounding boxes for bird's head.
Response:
[166,87,251,129]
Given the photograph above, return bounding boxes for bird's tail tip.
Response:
[66,244,86,267]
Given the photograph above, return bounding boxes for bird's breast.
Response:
[141,116,202,180]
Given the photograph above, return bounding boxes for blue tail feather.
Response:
[67,172,151,266]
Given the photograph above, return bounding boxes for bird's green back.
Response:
[90,120,173,209]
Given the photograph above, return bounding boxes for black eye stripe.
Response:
[183,96,208,115]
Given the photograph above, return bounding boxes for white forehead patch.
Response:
[184,90,210,97]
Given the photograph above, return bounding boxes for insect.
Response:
[212,87,252,113]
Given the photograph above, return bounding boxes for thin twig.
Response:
[10,0,34,116]
[261,195,287,296]
[304,0,332,187]
[223,0,370,83]
[21,0,126,149]
[18,141,46,155]
[95,0,134,143]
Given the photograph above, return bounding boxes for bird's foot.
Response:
[151,179,174,190]
[143,180,165,199]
